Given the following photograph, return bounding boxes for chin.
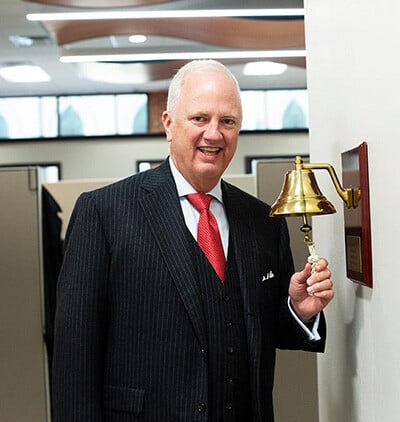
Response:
[197,163,224,177]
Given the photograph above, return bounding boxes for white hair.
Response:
[166,60,242,121]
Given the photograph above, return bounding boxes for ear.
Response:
[161,110,173,142]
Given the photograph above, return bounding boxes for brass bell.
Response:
[269,155,361,264]
[270,166,336,217]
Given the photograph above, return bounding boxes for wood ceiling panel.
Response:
[134,58,307,79]
[107,58,306,82]
[144,58,307,80]
[44,17,305,50]
[26,0,172,7]
[75,57,306,90]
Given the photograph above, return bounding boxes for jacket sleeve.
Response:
[52,192,109,421]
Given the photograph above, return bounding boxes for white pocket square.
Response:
[261,270,275,281]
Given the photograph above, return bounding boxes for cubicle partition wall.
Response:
[0,167,51,422]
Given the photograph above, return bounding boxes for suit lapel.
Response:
[138,161,207,348]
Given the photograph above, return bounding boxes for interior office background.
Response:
[0,92,310,180]
[1,1,399,421]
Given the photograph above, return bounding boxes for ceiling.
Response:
[0,0,306,97]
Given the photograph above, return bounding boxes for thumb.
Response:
[294,262,312,285]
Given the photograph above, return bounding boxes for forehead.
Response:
[179,70,242,115]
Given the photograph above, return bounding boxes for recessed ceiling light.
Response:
[0,64,51,83]
[27,8,304,21]
[76,62,150,84]
[128,34,147,44]
[243,61,288,76]
[9,35,34,47]
[9,35,52,47]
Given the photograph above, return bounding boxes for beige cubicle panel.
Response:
[44,179,116,239]
[0,167,50,422]
[256,160,319,422]
[0,176,114,422]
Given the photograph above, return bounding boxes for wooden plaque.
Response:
[342,142,372,287]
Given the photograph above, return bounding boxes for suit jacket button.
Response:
[197,402,206,414]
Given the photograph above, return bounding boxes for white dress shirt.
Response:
[169,157,229,258]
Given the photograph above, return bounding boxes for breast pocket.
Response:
[257,267,282,306]
[103,385,145,415]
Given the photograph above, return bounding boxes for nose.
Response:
[203,119,223,141]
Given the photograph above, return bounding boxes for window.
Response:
[0,89,306,140]
[116,94,148,134]
[241,89,308,131]
[0,97,57,139]
[58,94,148,137]
[0,93,148,140]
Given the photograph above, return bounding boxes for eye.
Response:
[192,115,207,123]
[221,118,236,126]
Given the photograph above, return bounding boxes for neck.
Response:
[169,156,221,193]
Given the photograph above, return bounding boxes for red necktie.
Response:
[187,193,226,282]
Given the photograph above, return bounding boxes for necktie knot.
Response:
[187,193,213,211]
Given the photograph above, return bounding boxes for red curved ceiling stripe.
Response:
[26,0,172,7]
[44,17,304,50]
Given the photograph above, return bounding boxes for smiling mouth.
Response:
[198,146,222,154]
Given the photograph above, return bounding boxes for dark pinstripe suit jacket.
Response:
[52,159,325,422]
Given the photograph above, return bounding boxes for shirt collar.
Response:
[169,156,223,203]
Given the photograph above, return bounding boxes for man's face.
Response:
[162,70,242,192]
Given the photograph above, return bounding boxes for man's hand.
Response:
[289,258,334,323]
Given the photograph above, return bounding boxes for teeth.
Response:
[199,147,220,152]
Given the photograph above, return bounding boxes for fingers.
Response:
[306,259,333,297]
[313,258,328,272]
[307,279,334,298]
[295,258,327,285]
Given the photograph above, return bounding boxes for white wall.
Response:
[305,1,400,421]
[0,132,308,180]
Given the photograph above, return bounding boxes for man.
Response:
[52,60,334,422]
